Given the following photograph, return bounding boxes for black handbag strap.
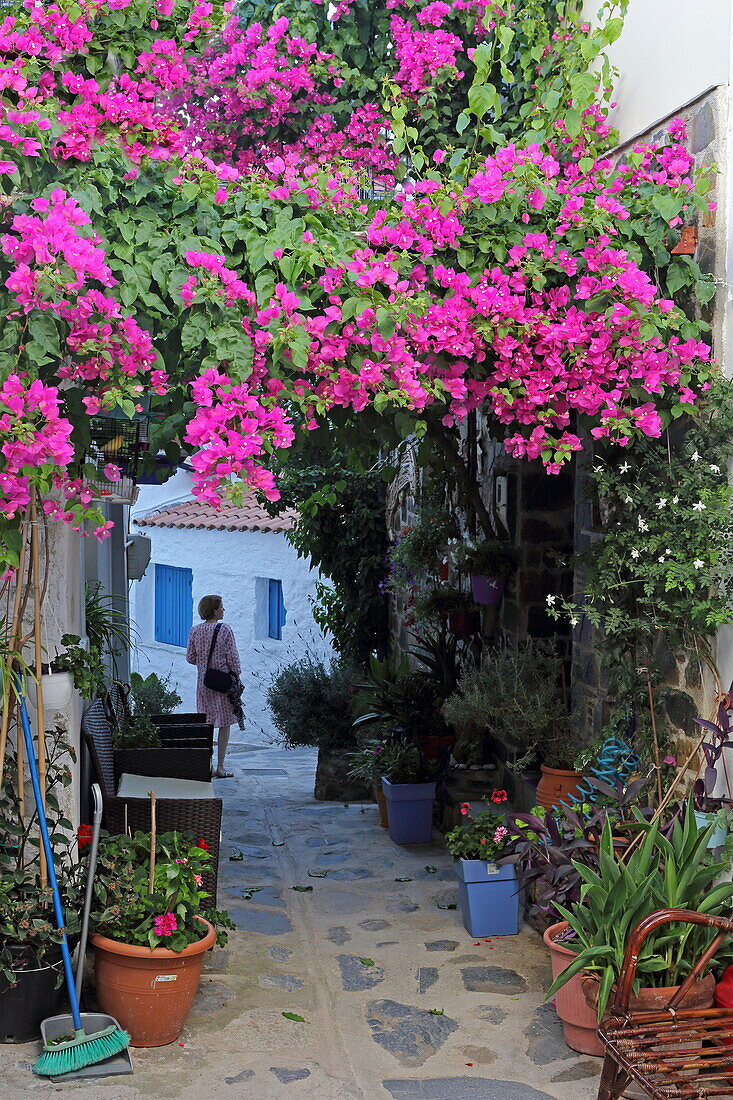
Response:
[205,622,222,671]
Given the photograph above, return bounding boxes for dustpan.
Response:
[40,1014,133,1080]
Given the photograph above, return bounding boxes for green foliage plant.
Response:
[84,583,129,671]
[443,640,570,770]
[378,739,437,785]
[450,538,514,579]
[352,654,448,741]
[51,634,105,701]
[412,585,475,626]
[547,804,733,1020]
[267,655,357,750]
[347,733,390,789]
[129,671,182,717]
[285,467,389,666]
[0,731,80,984]
[112,712,161,750]
[86,830,233,951]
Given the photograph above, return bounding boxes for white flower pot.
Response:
[40,672,74,712]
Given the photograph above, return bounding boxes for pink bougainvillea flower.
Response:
[103,463,121,483]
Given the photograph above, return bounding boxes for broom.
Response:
[13,679,130,1077]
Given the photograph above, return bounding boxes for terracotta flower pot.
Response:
[448,610,479,637]
[91,918,215,1047]
[375,783,389,828]
[543,920,603,1057]
[535,765,584,811]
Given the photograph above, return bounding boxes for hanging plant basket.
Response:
[84,407,149,505]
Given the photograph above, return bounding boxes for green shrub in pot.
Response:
[547,803,733,1019]
[267,655,358,750]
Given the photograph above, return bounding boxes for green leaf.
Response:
[424,865,438,874]
[308,870,329,878]
[282,1012,306,1023]
[394,876,413,882]
[428,1008,444,1016]
[292,885,313,892]
[241,887,264,900]
[272,840,286,847]
[437,902,457,910]
[359,958,375,967]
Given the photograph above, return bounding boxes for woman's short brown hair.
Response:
[198,594,222,621]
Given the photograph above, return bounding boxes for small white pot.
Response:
[40,672,74,712]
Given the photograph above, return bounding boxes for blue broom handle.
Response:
[17,680,83,1031]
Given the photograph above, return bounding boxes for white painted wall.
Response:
[586,0,731,144]
[129,484,333,738]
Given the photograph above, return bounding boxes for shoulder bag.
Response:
[203,623,234,694]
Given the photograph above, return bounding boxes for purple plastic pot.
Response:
[381,777,436,844]
[454,859,521,937]
[470,575,506,605]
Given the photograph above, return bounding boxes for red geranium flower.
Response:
[460,802,470,816]
[77,824,94,850]
[491,790,508,804]
[196,837,210,852]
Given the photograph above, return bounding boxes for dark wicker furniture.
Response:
[82,699,221,901]
[597,908,733,1100]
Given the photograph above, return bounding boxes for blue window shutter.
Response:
[268,579,286,640]
[155,564,193,646]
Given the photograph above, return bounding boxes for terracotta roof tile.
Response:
[136,495,296,534]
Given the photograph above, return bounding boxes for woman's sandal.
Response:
[213,768,234,778]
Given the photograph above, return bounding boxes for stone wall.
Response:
[569,87,728,748]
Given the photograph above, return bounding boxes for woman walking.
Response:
[186,594,244,778]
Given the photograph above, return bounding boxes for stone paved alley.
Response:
[0,737,601,1099]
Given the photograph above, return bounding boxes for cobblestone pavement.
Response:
[0,739,601,1099]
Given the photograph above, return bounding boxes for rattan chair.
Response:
[82,699,221,901]
[597,908,733,1100]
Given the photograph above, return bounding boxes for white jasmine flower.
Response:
[692,501,706,511]
[619,462,630,474]
[672,496,679,504]
[638,518,648,532]
[658,555,666,563]
[710,464,720,473]
[630,549,640,559]
[569,617,579,627]
[693,559,705,569]
[546,594,556,606]
[593,465,603,474]
[656,498,667,509]
[624,495,633,504]
[691,451,700,462]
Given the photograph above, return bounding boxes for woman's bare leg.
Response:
[216,725,231,774]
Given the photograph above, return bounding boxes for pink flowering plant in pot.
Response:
[445,793,522,937]
[85,830,233,952]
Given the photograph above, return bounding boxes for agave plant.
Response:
[546,802,733,1019]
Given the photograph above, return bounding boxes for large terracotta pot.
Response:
[535,765,584,811]
[91,918,216,1047]
[375,784,389,828]
[543,920,603,1057]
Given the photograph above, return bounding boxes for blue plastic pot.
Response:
[454,859,521,937]
[381,778,436,844]
[694,810,728,849]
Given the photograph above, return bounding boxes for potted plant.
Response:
[129,670,182,717]
[49,633,106,702]
[348,735,391,827]
[691,780,730,848]
[451,538,513,605]
[87,829,233,1047]
[112,712,162,750]
[0,735,81,1044]
[445,792,521,937]
[546,806,733,1045]
[413,586,478,637]
[536,729,586,811]
[380,739,438,845]
[267,655,369,801]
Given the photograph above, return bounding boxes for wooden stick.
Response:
[148,791,156,893]
[645,669,663,808]
[30,489,46,888]
[0,521,28,786]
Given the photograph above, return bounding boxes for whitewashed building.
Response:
[130,470,332,735]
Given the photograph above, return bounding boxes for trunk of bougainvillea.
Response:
[427,423,495,542]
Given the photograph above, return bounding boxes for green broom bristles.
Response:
[33,1024,130,1077]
